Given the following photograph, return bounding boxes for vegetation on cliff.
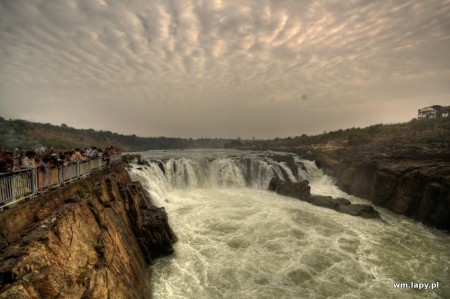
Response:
[238,117,450,154]
[1,116,448,153]
[0,117,233,151]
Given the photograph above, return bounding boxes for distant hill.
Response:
[0,117,233,151]
[1,117,448,153]
[237,117,450,153]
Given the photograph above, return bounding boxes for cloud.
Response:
[0,0,449,138]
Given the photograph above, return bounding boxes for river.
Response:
[127,149,449,299]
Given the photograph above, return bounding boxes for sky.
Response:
[1,0,450,139]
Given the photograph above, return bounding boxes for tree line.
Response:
[0,117,235,151]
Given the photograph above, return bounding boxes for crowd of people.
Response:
[0,146,122,174]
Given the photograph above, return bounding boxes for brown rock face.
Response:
[0,162,177,298]
[334,157,450,230]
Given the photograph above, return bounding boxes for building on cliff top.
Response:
[418,105,450,119]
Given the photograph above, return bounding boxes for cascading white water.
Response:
[208,158,246,188]
[128,149,450,299]
[128,150,299,205]
[237,157,288,189]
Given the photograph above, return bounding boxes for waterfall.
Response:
[127,151,313,205]
[126,150,450,299]
[208,158,246,188]
[128,163,171,205]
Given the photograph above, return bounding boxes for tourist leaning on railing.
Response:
[72,149,86,162]
[13,147,23,166]
[35,157,48,191]
[1,149,122,208]
[0,152,21,173]
[1,146,122,169]
[22,151,37,169]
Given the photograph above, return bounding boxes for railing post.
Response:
[30,169,36,195]
[59,165,62,185]
[36,169,40,194]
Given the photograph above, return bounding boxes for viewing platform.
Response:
[0,154,122,210]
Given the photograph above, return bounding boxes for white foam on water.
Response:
[128,150,450,299]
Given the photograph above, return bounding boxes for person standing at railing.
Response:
[88,146,98,159]
[0,152,20,173]
[22,151,37,169]
[13,147,24,166]
[72,149,86,162]
[45,156,59,187]
[84,147,92,159]
[35,157,48,191]
[11,151,37,198]
[22,151,37,190]
[63,152,72,166]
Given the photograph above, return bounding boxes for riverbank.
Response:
[265,144,450,231]
[0,161,176,298]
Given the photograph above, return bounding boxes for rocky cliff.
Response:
[0,162,177,298]
[307,147,450,230]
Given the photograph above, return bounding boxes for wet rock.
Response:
[268,182,381,220]
[335,204,381,219]
[154,160,166,174]
[136,158,149,166]
[268,178,311,200]
[307,195,345,209]
[121,154,138,164]
[307,195,380,219]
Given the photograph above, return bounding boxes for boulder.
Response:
[268,178,310,200]
[335,203,381,219]
[307,195,351,209]
[268,182,381,220]
[306,195,380,219]
[307,195,339,209]
[136,158,149,166]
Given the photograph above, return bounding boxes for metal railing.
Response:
[0,154,122,208]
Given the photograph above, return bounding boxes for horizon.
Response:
[0,114,429,141]
[1,0,450,139]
